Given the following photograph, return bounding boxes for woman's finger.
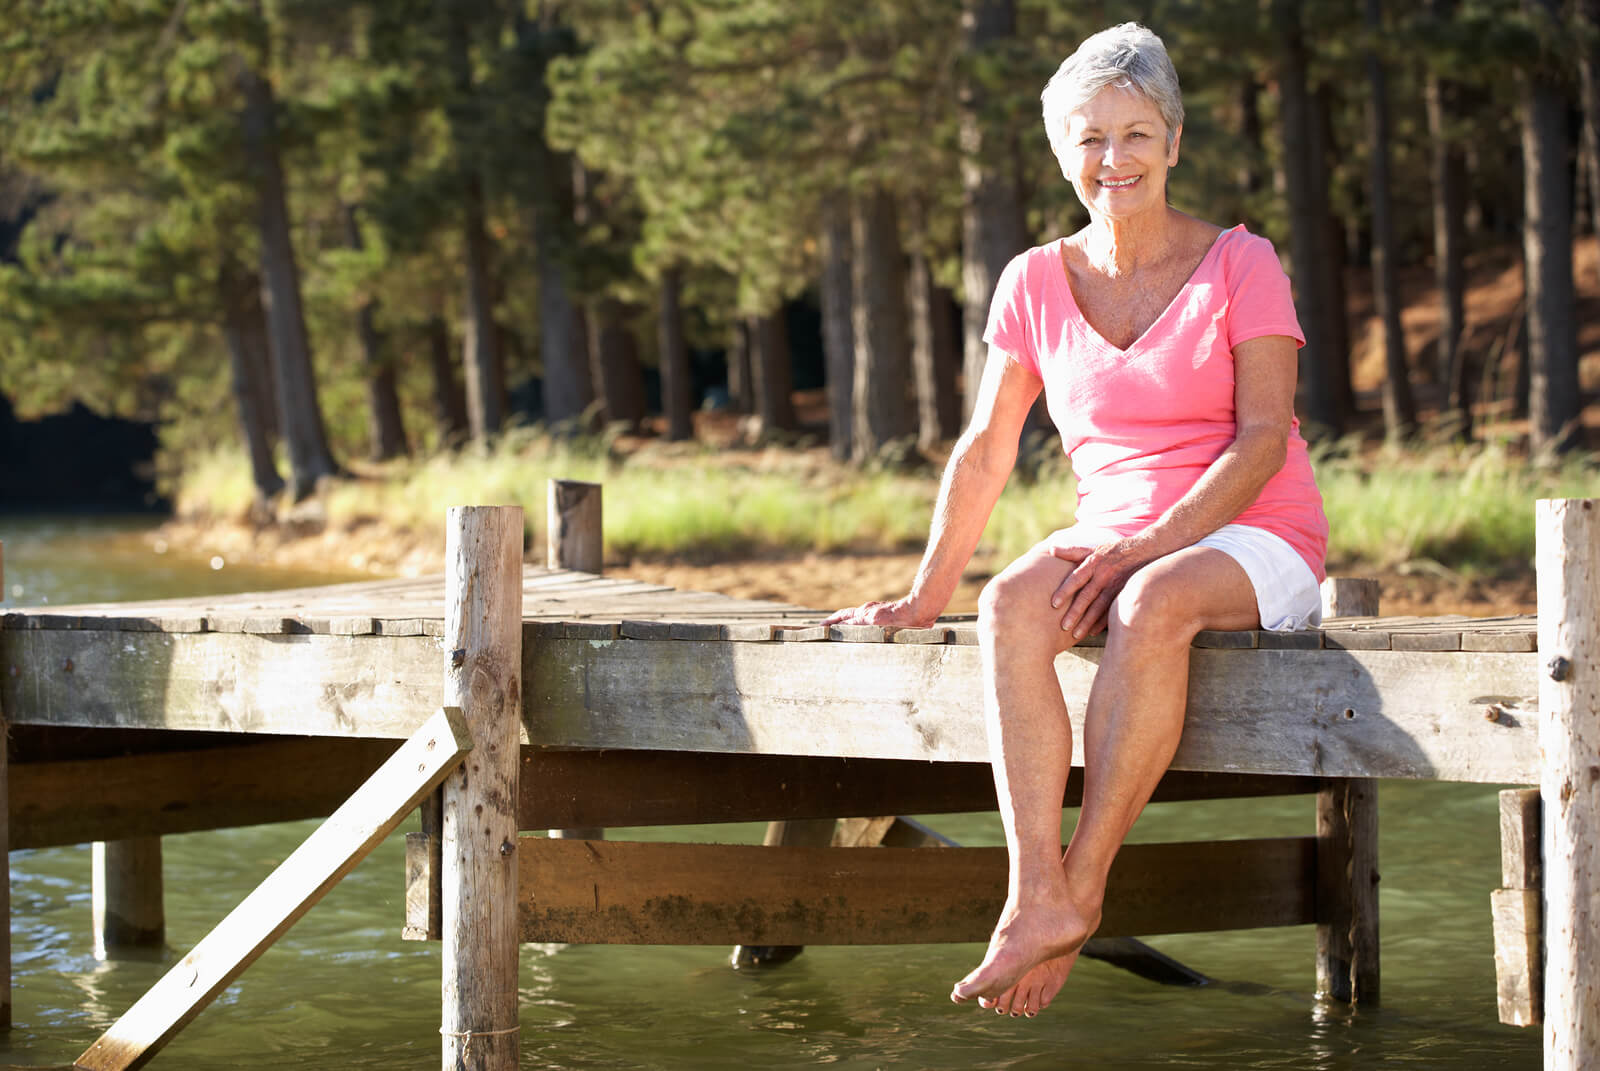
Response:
[1050,554,1098,610]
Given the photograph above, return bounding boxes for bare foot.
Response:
[992,954,1074,1017]
[950,891,1100,1011]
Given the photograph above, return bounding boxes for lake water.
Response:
[0,515,1541,1068]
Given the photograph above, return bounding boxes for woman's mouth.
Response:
[1099,175,1141,190]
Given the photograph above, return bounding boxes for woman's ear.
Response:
[1167,124,1183,167]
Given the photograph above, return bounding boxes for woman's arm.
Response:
[823,347,1041,627]
[1049,333,1299,637]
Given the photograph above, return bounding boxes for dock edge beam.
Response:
[441,505,524,1070]
[1536,499,1600,1069]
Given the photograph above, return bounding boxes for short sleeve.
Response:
[982,250,1042,378]
[1223,232,1306,351]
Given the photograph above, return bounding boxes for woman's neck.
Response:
[1083,208,1177,277]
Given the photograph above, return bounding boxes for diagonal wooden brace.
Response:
[74,706,472,1071]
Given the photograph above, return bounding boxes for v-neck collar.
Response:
[1051,225,1236,355]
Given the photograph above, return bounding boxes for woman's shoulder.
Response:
[1208,223,1284,268]
[997,238,1067,295]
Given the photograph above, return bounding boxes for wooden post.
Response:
[92,838,165,959]
[1315,577,1381,1005]
[546,479,602,575]
[442,506,523,1071]
[545,479,603,842]
[1536,499,1600,1069]
[1492,787,1542,1026]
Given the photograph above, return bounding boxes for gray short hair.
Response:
[1041,23,1184,179]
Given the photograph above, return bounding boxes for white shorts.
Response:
[1194,523,1322,632]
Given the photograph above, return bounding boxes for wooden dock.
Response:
[0,497,1590,1070]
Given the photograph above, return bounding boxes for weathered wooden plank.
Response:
[1493,888,1543,1027]
[0,629,441,739]
[891,627,953,645]
[73,706,471,1071]
[1501,787,1542,890]
[1194,629,1256,649]
[1393,632,1461,652]
[828,625,886,643]
[1258,631,1322,650]
[518,750,1321,829]
[1464,631,1538,653]
[1,625,1542,781]
[525,639,1540,782]
[1495,787,1543,1027]
[516,836,1316,945]
[10,737,395,850]
[1322,630,1392,651]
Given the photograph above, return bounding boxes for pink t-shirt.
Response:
[984,224,1328,580]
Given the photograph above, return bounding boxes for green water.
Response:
[0,516,1542,1068]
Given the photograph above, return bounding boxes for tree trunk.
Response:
[1272,0,1345,440]
[658,267,693,441]
[1523,0,1581,454]
[726,321,752,414]
[218,257,284,503]
[587,297,645,432]
[238,62,338,500]
[748,310,797,438]
[1315,86,1356,423]
[1428,0,1471,437]
[1579,0,1600,260]
[425,317,471,443]
[1238,75,1265,212]
[851,188,915,461]
[819,190,855,460]
[1364,0,1417,441]
[535,220,591,428]
[959,0,1029,427]
[444,6,502,444]
[343,205,408,461]
[909,245,960,450]
[459,173,503,444]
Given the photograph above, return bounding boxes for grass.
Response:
[1316,438,1600,576]
[171,429,1600,576]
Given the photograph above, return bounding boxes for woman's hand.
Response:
[820,595,937,630]
[1048,537,1154,639]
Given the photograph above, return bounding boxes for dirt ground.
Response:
[608,550,1537,619]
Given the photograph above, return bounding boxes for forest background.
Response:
[4,0,1600,616]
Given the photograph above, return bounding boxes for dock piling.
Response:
[545,480,603,843]
[1536,499,1600,1069]
[1315,577,1381,1005]
[91,838,164,959]
[441,506,524,1071]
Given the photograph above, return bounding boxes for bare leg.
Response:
[953,545,1260,1016]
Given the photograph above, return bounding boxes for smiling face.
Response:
[1063,85,1181,221]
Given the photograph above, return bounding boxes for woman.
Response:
[823,23,1328,1019]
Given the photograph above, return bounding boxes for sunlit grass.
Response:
[1316,438,1600,575]
[170,430,1600,575]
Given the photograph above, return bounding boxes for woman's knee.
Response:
[1109,565,1200,646]
[978,554,1061,641]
